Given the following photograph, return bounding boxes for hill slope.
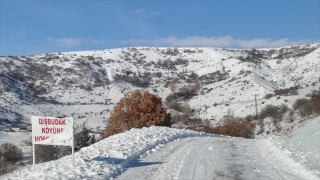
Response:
[1,44,320,179]
[1,44,319,130]
[2,124,319,180]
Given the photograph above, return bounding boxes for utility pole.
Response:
[255,94,258,119]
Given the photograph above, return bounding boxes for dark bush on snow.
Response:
[274,86,300,96]
[204,122,255,139]
[0,143,22,164]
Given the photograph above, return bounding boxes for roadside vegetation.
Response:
[100,90,171,139]
[0,143,23,175]
[99,83,320,140]
[164,84,320,138]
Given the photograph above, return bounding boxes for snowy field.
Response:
[1,44,320,131]
[1,44,320,179]
[2,118,319,180]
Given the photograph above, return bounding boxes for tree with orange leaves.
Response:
[101,90,171,139]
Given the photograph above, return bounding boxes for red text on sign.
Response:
[34,136,49,142]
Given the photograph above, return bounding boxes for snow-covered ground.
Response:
[0,131,30,154]
[269,115,320,176]
[2,119,319,180]
[1,44,320,131]
[1,44,320,179]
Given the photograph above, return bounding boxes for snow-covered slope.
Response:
[288,116,320,157]
[285,115,320,173]
[1,44,319,125]
[254,115,320,175]
[1,127,207,180]
[0,43,319,153]
[2,125,319,180]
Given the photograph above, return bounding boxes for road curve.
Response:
[115,136,318,180]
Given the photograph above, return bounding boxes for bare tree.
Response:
[0,143,22,164]
[222,109,237,125]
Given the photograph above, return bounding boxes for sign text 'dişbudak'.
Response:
[31,116,73,146]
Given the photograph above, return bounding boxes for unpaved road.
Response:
[115,137,318,180]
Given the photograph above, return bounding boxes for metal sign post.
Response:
[72,133,74,167]
[32,144,35,171]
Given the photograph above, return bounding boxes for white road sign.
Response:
[31,116,73,146]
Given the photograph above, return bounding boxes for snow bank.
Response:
[286,116,320,175]
[2,126,208,180]
[288,116,320,158]
[257,138,319,180]
[259,116,320,177]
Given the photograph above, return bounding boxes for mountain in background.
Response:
[0,43,319,132]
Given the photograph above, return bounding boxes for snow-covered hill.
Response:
[2,122,319,180]
[0,43,320,152]
[1,44,319,125]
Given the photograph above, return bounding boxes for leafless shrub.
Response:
[204,122,255,139]
[292,98,309,110]
[264,93,274,99]
[298,103,314,118]
[310,90,320,113]
[180,103,192,118]
[221,109,238,125]
[168,103,196,125]
[0,161,21,176]
[178,82,200,98]
[32,145,71,163]
[279,104,289,114]
[186,118,203,127]
[0,143,22,164]
[245,114,254,122]
[274,46,316,59]
[256,118,264,134]
[157,59,177,70]
[259,104,287,131]
[161,48,179,56]
[167,99,180,111]
[166,82,200,102]
[74,123,96,151]
[198,70,229,85]
[183,49,196,53]
[287,109,296,123]
[113,74,150,88]
[274,85,300,96]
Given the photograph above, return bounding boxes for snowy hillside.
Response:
[1,44,319,125]
[0,43,320,153]
[2,124,319,180]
